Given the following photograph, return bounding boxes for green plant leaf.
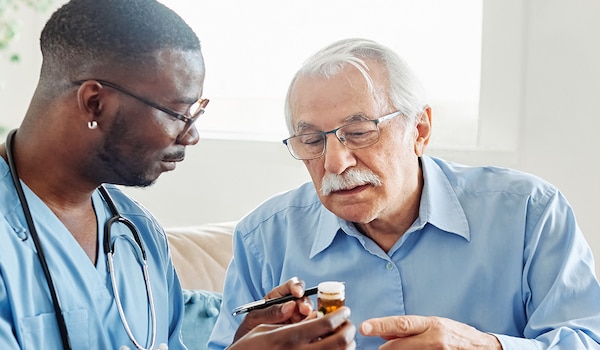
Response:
[0,0,55,61]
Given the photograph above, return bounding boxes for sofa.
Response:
[166,221,236,350]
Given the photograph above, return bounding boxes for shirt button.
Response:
[386,262,394,270]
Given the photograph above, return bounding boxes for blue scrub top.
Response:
[0,159,187,349]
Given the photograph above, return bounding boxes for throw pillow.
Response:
[182,289,223,350]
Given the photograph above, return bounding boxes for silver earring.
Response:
[88,120,98,129]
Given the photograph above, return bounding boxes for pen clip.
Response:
[231,299,266,316]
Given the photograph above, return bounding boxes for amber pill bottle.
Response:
[317,281,345,315]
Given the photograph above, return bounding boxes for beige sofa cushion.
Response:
[166,222,235,292]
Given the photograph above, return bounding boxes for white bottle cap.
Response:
[318,281,345,300]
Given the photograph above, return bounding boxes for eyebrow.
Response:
[295,112,369,134]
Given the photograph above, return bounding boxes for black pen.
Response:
[232,286,319,316]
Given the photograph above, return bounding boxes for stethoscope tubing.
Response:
[6,129,73,350]
[101,185,157,350]
[5,129,157,350]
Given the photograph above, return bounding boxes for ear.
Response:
[414,105,432,156]
[75,80,107,128]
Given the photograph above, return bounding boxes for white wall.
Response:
[1,0,599,275]
[124,138,310,226]
[519,0,600,274]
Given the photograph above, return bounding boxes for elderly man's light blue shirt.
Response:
[209,155,600,349]
[0,159,186,349]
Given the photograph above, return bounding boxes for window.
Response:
[163,0,482,148]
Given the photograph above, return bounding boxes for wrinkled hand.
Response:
[230,307,356,350]
[233,277,315,343]
[360,315,501,349]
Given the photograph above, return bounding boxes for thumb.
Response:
[360,315,430,338]
[233,301,296,343]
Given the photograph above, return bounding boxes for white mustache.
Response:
[321,169,382,196]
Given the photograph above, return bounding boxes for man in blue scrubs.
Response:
[209,38,600,349]
[0,1,354,349]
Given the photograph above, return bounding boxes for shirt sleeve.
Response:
[146,221,187,350]
[498,189,600,349]
[207,225,269,350]
[167,254,188,350]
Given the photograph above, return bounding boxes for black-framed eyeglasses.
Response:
[282,110,402,160]
[74,79,209,139]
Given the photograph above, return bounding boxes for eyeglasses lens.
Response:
[287,120,380,160]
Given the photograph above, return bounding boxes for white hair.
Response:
[284,38,427,135]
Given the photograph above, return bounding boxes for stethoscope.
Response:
[5,129,161,350]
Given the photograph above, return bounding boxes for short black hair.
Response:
[39,0,201,80]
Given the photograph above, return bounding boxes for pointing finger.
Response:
[360,315,431,338]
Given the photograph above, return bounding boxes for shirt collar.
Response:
[309,211,343,258]
[309,155,470,258]
[415,155,470,241]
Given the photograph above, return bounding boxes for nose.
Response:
[176,124,200,146]
[322,133,356,175]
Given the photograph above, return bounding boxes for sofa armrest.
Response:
[166,222,235,292]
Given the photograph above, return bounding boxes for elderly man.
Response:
[0,1,354,349]
[209,38,600,349]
